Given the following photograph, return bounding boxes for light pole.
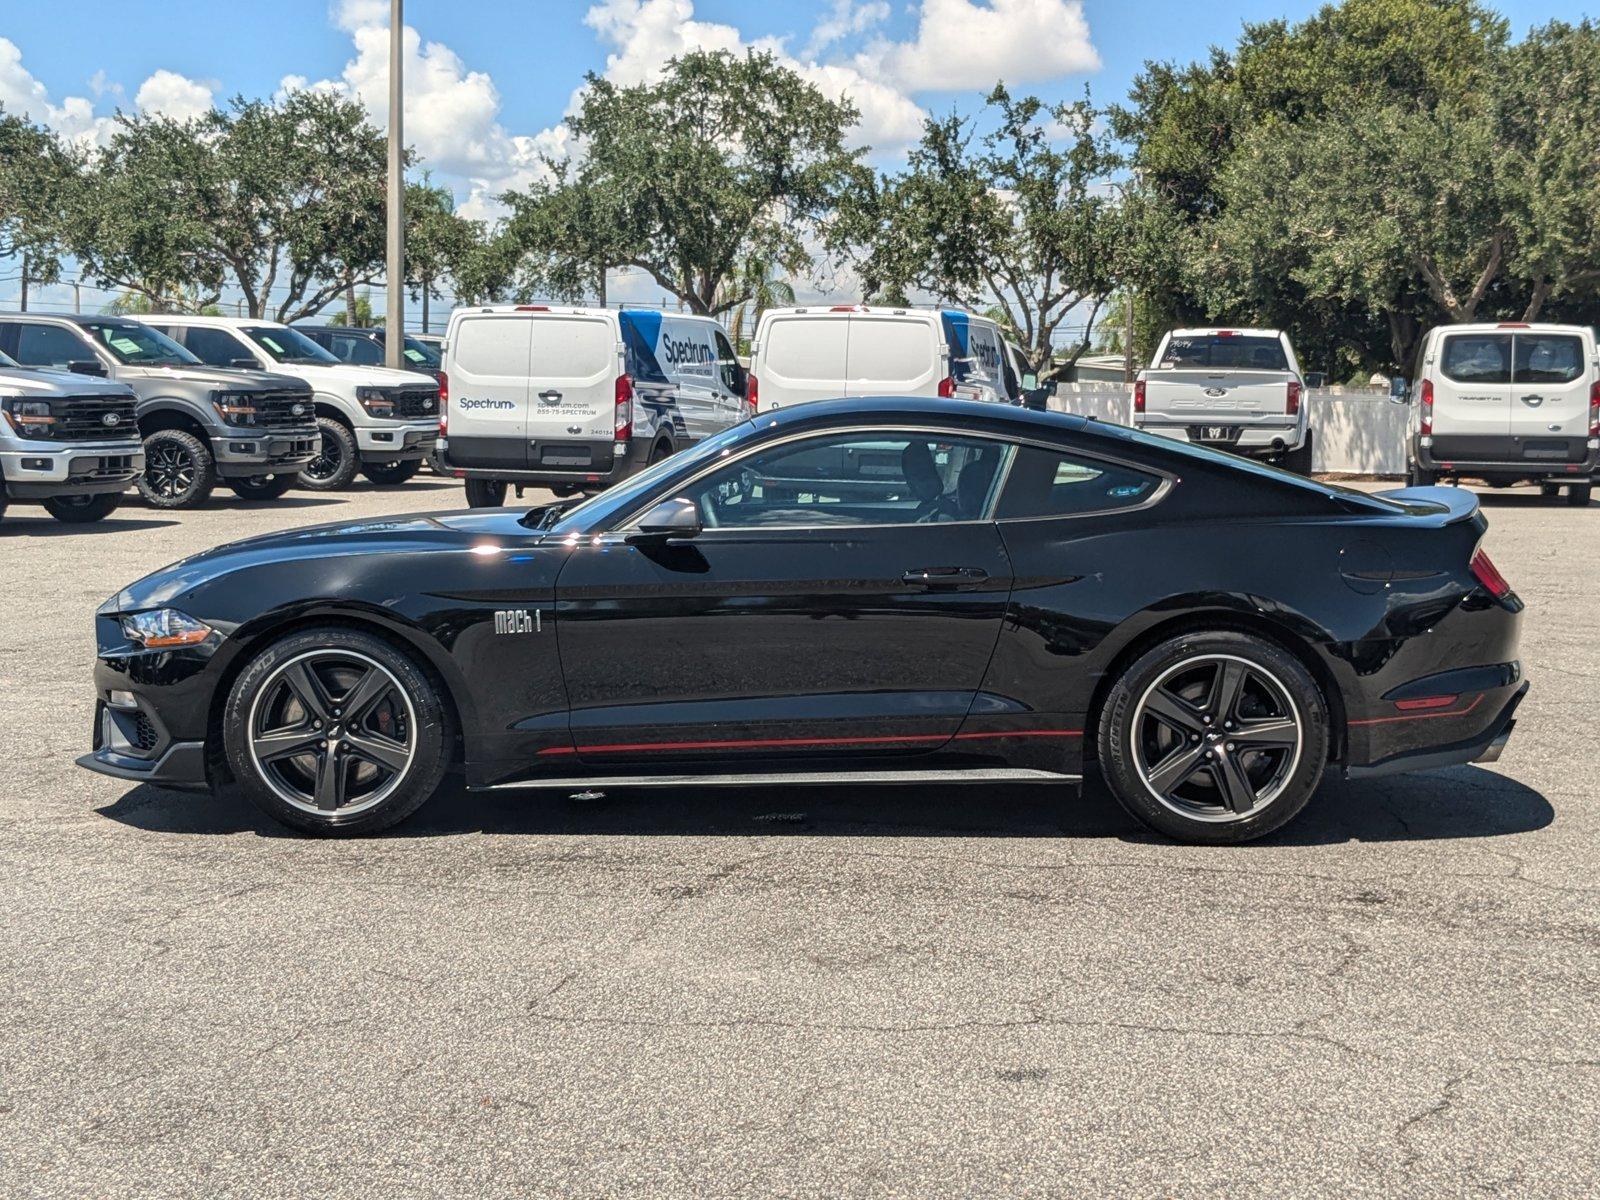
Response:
[384,0,405,368]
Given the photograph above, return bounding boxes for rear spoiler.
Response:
[1374,485,1481,525]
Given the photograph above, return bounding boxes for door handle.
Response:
[538,389,563,404]
[901,566,989,588]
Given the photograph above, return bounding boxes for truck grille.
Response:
[248,389,315,428]
[39,394,139,442]
[390,386,439,419]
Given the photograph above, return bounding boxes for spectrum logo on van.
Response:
[456,398,518,411]
[661,332,715,367]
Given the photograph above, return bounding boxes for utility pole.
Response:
[384,0,405,368]
[1122,286,1135,384]
[73,280,81,313]
[19,253,28,312]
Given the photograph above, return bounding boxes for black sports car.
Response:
[80,398,1527,843]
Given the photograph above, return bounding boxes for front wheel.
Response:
[43,493,122,523]
[464,478,506,508]
[362,460,421,486]
[138,428,217,509]
[1097,631,1329,843]
[298,416,359,491]
[222,627,452,835]
[228,474,296,501]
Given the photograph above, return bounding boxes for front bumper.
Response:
[211,426,321,478]
[1,443,144,498]
[78,696,209,791]
[356,421,438,462]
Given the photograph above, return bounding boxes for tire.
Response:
[228,474,296,501]
[1406,460,1436,488]
[43,492,122,523]
[1567,483,1592,507]
[1097,630,1329,844]
[138,428,217,509]
[464,478,506,508]
[1281,429,1314,475]
[298,416,359,491]
[647,437,674,466]
[222,626,452,836]
[1540,484,1561,498]
[361,460,421,486]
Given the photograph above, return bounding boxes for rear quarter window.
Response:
[997,445,1163,519]
[1440,334,1511,384]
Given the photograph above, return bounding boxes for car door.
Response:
[1510,331,1590,463]
[845,313,941,397]
[550,428,1017,767]
[659,316,721,441]
[446,315,533,471]
[1432,331,1511,446]
[711,327,746,428]
[756,315,848,410]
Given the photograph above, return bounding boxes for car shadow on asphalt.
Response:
[96,765,1553,845]
[0,515,179,536]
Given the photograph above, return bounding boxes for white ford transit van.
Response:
[747,306,1013,412]
[1406,322,1598,505]
[440,306,749,507]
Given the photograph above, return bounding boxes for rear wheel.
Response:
[138,428,217,509]
[362,460,421,486]
[228,474,295,501]
[1406,460,1436,488]
[1281,429,1314,475]
[1097,631,1329,843]
[1567,483,1592,507]
[464,478,506,508]
[299,416,359,491]
[43,493,121,523]
[648,436,674,465]
[223,627,451,835]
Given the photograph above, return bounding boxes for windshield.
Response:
[83,321,199,366]
[546,419,764,535]
[245,325,340,365]
[403,337,442,368]
[1159,335,1289,372]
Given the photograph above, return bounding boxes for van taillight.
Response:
[1420,378,1434,435]
[1589,380,1599,437]
[937,376,956,398]
[1133,379,1146,413]
[615,374,633,442]
[438,371,449,433]
[1286,380,1301,414]
[745,375,759,415]
[1469,547,1512,599]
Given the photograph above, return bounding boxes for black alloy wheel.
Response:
[299,416,359,491]
[43,493,122,523]
[138,429,217,509]
[361,460,422,486]
[228,474,296,501]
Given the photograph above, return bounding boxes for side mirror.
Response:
[229,357,263,370]
[67,359,107,377]
[626,496,702,544]
[1389,377,1410,403]
[1304,371,1327,389]
[1021,373,1039,391]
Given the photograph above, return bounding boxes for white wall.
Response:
[1049,385,1409,475]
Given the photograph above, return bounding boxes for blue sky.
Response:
[1,0,1591,316]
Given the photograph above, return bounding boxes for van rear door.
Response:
[1432,331,1512,447]
[447,315,533,470]
[845,313,941,397]
[1509,330,1591,465]
[525,314,620,469]
[757,315,848,410]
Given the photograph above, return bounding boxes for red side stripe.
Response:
[538,728,1082,757]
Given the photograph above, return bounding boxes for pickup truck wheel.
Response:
[228,474,296,501]
[1406,461,1436,488]
[138,429,217,509]
[1281,429,1314,475]
[361,460,421,486]
[298,417,359,491]
[1567,484,1592,507]
[464,479,506,508]
[43,493,122,523]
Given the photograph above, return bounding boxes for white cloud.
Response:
[805,0,890,59]
[134,69,215,122]
[869,0,1099,93]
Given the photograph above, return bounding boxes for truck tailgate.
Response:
[1142,371,1296,416]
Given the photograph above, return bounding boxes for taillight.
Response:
[1420,378,1433,436]
[614,373,633,442]
[1589,379,1598,437]
[1133,379,1146,413]
[438,371,449,434]
[1286,380,1301,415]
[937,376,955,398]
[1469,547,1512,599]
[745,375,759,416]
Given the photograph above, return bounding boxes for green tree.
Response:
[501,49,867,316]
[0,108,76,301]
[404,178,480,331]
[71,91,392,322]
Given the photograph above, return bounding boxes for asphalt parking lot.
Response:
[1,476,1596,1198]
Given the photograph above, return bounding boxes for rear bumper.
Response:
[1134,419,1306,455]
[440,433,653,487]
[1413,435,1600,479]
[1344,680,1528,779]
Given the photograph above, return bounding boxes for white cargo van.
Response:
[1406,322,1599,505]
[440,306,749,507]
[746,306,1013,412]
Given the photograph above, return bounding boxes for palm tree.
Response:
[714,257,796,352]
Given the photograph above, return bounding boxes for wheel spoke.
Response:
[339,667,393,723]
[313,749,346,810]
[1146,741,1211,796]
[253,725,323,763]
[280,661,333,722]
[1143,687,1206,736]
[342,729,409,774]
[1206,661,1248,723]
[1232,717,1298,748]
[1213,751,1257,814]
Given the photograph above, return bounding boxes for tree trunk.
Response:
[345,278,358,326]
[1522,276,1551,322]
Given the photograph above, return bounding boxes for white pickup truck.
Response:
[1133,328,1312,473]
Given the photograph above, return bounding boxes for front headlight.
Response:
[210,390,259,427]
[2,397,56,435]
[119,609,214,648]
[356,386,396,417]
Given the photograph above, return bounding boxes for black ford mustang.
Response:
[80,398,1527,843]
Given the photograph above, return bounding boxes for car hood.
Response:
[121,363,309,391]
[104,507,551,613]
[0,366,133,397]
[265,362,438,391]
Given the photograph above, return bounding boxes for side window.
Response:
[12,323,91,367]
[182,326,253,367]
[343,336,384,366]
[996,445,1162,520]
[1513,335,1584,385]
[670,433,1015,530]
[1440,334,1511,385]
[713,329,741,394]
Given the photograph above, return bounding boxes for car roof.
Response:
[1166,327,1283,339]
[759,396,1089,438]
[0,311,124,325]
[1430,322,1594,336]
[297,325,386,336]
[157,315,279,329]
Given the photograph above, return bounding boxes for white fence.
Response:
[1049,385,1409,476]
